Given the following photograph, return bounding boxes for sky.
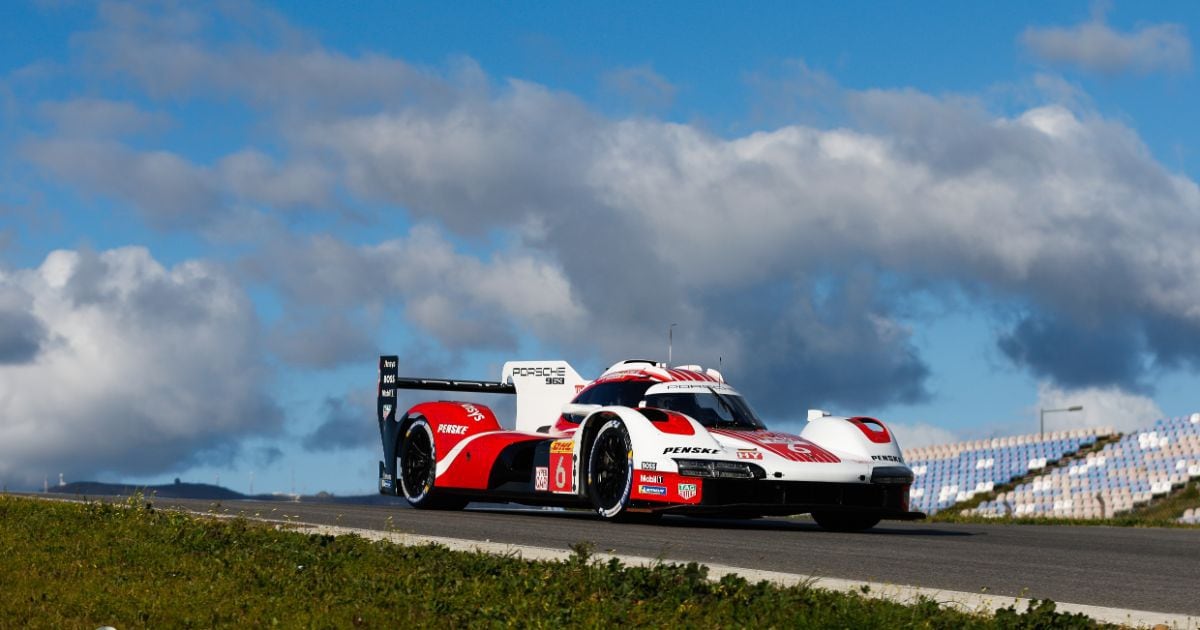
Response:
[2,1,1200,495]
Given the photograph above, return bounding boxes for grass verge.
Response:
[0,494,1109,629]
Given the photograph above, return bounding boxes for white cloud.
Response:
[0,247,280,486]
[1021,9,1191,75]
[890,422,959,450]
[246,225,586,364]
[1035,381,1164,433]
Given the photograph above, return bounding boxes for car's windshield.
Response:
[644,387,765,429]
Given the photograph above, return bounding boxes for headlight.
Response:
[674,459,766,479]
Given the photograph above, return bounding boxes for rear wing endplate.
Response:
[377,355,515,425]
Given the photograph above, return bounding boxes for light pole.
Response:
[1040,405,1083,439]
[668,323,677,365]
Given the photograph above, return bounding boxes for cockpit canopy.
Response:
[570,379,764,430]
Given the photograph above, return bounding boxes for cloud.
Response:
[22,139,333,227]
[601,65,677,111]
[246,225,585,360]
[24,2,1200,415]
[998,314,1146,390]
[0,246,281,487]
[0,284,47,364]
[37,97,171,137]
[302,392,376,452]
[891,422,959,450]
[1021,7,1191,75]
[267,311,378,370]
[1035,381,1164,433]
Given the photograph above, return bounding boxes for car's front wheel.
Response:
[811,511,880,532]
[587,418,636,520]
[398,419,467,510]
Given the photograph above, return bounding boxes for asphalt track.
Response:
[75,494,1200,617]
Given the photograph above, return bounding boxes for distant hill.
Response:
[50,480,247,501]
[46,480,411,506]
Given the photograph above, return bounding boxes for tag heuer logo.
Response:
[678,483,697,500]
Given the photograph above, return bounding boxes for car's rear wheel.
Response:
[587,418,635,520]
[398,419,467,510]
[811,511,880,532]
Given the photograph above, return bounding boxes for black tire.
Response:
[397,419,467,510]
[811,511,881,532]
[586,418,635,520]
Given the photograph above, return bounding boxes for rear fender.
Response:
[800,415,907,465]
[404,401,503,464]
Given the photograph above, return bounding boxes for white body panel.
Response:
[502,361,589,433]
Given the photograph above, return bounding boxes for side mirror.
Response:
[562,403,601,418]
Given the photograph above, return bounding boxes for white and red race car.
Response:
[376,356,922,531]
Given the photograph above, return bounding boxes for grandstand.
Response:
[903,427,1114,515]
[966,413,1200,520]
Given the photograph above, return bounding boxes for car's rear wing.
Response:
[377,355,587,433]
[377,355,515,424]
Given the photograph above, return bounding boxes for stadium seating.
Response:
[968,413,1200,520]
[902,427,1114,515]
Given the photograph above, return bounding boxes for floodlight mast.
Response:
[1040,405,1083,439]
[668,323,677,365]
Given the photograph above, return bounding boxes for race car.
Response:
[375,356,923,531]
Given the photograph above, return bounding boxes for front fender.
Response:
[578,406,720,475]
[800,416,908,466]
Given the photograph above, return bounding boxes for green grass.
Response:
[0,495,1107,629]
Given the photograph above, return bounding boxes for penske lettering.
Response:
[663,447,721,454]
[872,454,904,462]
[437,424,468,435]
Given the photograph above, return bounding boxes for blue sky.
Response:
[2,1,1200,495]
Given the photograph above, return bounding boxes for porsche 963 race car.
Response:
[376,356,923,531]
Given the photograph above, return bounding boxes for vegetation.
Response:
[0,494,1106,628]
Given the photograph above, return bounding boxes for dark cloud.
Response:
[998,314,1146,390]
[303,395,375,452]
[0,295,45,362]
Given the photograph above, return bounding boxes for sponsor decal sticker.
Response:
[437,424,468,435]
[639,473,663,484]
[678,483,697,500]
[663,446,721,454]
[381,404,392,419]
[381,479,392,489]
[872,454,904,462]
[736,449,763,460]
[534,466,549,491]
[638,485,667,496]
[641,461,657,471]
[460,404,486,422]
[550,448,574,493]
[787,443,811,455]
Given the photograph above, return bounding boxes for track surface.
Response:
[69,495,1200,616]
